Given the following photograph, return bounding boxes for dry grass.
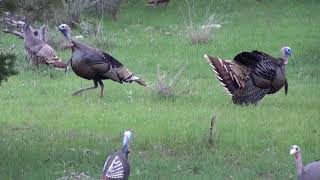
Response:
[183,0,225,44]
[153,64,186,98]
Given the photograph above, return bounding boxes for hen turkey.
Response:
[57,24,148,98]
[101,130,132,180]
[24,24,67,69]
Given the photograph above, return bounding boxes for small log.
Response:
[1,12,48,41]
[208,115,216,146]
[2,29,24,39]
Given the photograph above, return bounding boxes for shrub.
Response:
[183,0,225,44]
[1,0,64,22]
[153,64,186,98]
[0,46,18,85]
[1,0,123,25]
[55,0,123,26]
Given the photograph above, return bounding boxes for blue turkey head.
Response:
[58,24,71,40]
[122,130,132,156]
[281,46,292,57]
[281,46,292,65]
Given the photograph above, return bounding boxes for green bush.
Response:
[0,50,18,85]
[0,0,123,24]
[1,0,64,22]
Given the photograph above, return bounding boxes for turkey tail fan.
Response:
[115,66,149,87]
[204,54,240,95]
[232,79,269,105]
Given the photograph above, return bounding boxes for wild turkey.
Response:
[57,24,148,98]
[289,145,320,180]
[204,46,292,105]
[24,24,67,69]
[101,130,132,180]
[146,0,170,6]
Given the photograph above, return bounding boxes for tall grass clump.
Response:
[1,0,123,26]
[183,0,225,44]
[0,0,64,22]
[55,0,123,26]
[79,17,117,50]
[152,64,186,98]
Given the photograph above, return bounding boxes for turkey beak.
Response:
[56,27,59,31]
[289,148,296,155]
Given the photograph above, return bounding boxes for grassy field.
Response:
[1,0,320,179]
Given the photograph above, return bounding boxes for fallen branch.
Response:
[208,115,216,146]
[1,13,48,41]
[2,29,24,39]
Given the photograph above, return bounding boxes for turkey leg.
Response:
[97,79,104,98]
[72,80,98,96]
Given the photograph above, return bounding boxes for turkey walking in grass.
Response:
[101,130,132,180]
[57,24,148,98]
[289,145,320,180]
[204,46,292,105]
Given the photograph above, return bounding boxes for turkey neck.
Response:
[69,40,89,53]
[24,25,33,39]
[281,51,288,65]
[24,25,41,47]
[294,152,303,178]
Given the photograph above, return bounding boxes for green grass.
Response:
[1,0,320,179]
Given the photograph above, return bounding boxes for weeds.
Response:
[153,64,186,98]
[183,0,226,44]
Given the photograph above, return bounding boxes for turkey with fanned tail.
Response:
[204,46,292,105]
[57,24,148,98]
[101,130,132,180]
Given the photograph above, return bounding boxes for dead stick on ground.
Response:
[208,115,216,146]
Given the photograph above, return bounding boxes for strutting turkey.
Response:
[204,46,292,105]
[101,130,132,180]
[57,24,148,98]
[23,24,67,69]
[289,145,320,180]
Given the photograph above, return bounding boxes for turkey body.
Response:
[268,64,286,94]
[70,46,115,81]
[248,57,287,94]
[300,161,320,180]
[69,40,142,84]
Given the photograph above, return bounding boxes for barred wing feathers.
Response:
[204,54,250,95]
[102,152,130,180]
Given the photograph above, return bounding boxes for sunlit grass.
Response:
[0,0,319,179]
